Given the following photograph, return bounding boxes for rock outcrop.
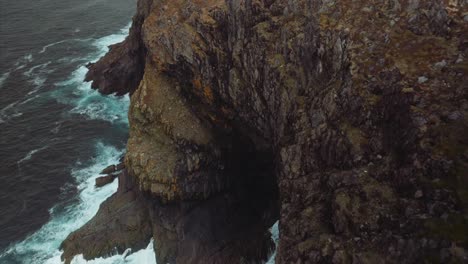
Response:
[61,171,152,263]
[64,0,468,263]
[95,174,116,187]
[84,0,151,95]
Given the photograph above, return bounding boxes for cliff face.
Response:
[63,0,468,263]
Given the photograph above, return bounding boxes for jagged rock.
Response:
[99,165,116,175]
[63,0,468,263]
[61,171,152,264]
[95,174,117,188]
[99,163,125,176]
[84,0,150,95]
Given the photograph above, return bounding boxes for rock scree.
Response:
[63,0,468,263]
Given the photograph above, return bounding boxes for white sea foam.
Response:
[0,95,39,122]
[266,221,279,264]
[52,24,131,125]
[14,54,34,70]
[92,26,130,57]
[20,95,40,104]
[23,62,51,77]
[39,40,69,54]
[1,143,126,263]
[17,146,49,164]
[68,240,156,264]
[54,65,130,124]
[22,61,55,90]
[39,38,93,54]
[0,72,10,88]
[24,54,33,62]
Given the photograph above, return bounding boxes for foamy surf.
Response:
[54,65,130,124]
[0,142,124,263]
[68,240,156,264]
[92,26,130,56]
[266,221,279,264]
[51,24,131,125]
[0,23,143,264]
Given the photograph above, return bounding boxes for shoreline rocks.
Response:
[95,174,117,188]
[99,165,116,175]
[99,162,125,175]
[95,162,126,188]
[61,170,152,264]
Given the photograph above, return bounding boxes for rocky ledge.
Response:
[63,0,468,263]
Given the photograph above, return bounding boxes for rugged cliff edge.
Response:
[62,0,467,263]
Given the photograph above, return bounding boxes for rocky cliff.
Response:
[62,0,468,263]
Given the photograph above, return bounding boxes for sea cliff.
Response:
[62,0,467,263]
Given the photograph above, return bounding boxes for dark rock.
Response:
[100,165,116,175]
[95,174,117,188]
[116,162,125,171]
[84,3,147,96]
[63,0,468,263]
[61,171,152,264]
[149,191,276,264]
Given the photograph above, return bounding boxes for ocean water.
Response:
[0,0,156,263]
[0,0,278,263]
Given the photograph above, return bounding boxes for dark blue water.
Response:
[0,0,154,263]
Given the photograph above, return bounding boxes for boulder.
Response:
[95,174,117,188]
